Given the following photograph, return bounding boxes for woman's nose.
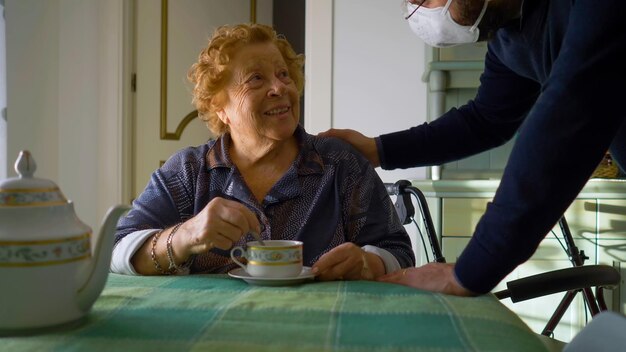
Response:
[268,78,286,97]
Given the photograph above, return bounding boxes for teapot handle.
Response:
[77,205,131,312]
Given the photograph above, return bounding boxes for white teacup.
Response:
[230,240,303,278]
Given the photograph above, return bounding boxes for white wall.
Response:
[305,0,428,183]
[305,0,430,261]
[5,0,128,235]
[334,0,428,183]
[6,0,61,183]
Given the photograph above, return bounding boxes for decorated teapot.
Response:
[0,151,130,332]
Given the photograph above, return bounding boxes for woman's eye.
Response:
[279,70,289,78]
[247,74,262,83]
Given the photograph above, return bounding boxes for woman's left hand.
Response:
[312,243,376,281]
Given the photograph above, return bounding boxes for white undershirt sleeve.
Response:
[110,229,159,275]
[362,245,402,274]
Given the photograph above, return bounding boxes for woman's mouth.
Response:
[265,106,291,116]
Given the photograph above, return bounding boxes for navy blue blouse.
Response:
[116,126,415,273]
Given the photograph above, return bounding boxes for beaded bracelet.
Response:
[150,230,170,275]
[166,222,191,274]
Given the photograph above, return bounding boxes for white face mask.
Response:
[405,0,489,48]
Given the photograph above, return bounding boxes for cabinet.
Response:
[411,179,626,342]
[424,44,515,180]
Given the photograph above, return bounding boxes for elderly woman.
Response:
[111,23,414,280]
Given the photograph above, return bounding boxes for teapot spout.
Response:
[77,205,130,312]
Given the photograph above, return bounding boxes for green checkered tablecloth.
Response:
[3,273,547,351]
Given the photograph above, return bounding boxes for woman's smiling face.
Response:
[216,42,300,146]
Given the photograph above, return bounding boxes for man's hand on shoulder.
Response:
[318,128,381,167]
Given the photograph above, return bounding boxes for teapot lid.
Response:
[0,150,67,207]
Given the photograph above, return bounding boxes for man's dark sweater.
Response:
[377,0,626,293]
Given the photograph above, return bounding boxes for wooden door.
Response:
[133,0,272,198]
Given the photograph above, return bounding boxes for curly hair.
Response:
[188,23,305,136]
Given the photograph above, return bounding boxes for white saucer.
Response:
[228,266,316,287]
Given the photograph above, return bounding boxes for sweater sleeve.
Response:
[378,45,539,170]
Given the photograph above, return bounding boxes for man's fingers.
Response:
[317,128,340,137]
[318,128,353,140]
[376,264,475,296]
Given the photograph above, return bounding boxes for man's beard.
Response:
[455,0,522,41]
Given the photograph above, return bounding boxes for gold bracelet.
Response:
[150,230,170,275]
[166,223,189,274]
[361,249,374,280]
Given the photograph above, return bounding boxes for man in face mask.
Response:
[321,0,626,296]
[404,0,489,47]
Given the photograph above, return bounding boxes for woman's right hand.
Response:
[318,128,381,167]
[174,197,261,258]
[132,197,260,275]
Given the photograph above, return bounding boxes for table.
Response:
[3,274,547,351]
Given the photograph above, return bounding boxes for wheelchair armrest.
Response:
[494,265,620,303]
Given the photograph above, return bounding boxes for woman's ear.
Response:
[215,108,229,125]
[212,92,229,125]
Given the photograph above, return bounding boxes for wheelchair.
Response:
[385,179,621,340]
